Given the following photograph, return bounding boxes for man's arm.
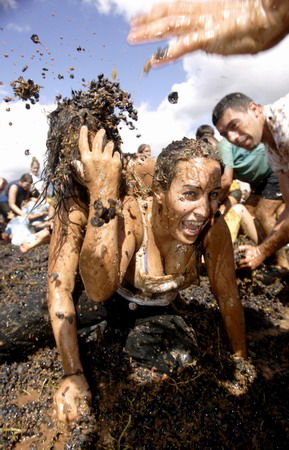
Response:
[237,170,289,269]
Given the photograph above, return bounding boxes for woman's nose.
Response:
[195,196,211,218]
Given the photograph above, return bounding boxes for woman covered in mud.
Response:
[44,77,247,423]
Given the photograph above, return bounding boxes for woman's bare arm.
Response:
[48,198,90,422]
[8,184,25,216]
[203,215,247,359]
[78,127,123,302]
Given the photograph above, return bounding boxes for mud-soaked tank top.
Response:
[117,199,201,306]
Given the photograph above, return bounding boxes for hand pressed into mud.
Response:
[78,126,121,194]
[54,374,92,423]
[235,244,265,270]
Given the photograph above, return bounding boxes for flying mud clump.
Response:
[7,77,43,106]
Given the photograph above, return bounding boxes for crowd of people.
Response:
[0,157,54,252]
[2,0,289,427]
[2,91,289,424]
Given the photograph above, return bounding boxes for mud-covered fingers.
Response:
[79,126,90,157]
[129,15,194,44]
[54,394,75,423]
[130,3,174,28]
[149,26,257,66]
[238,245,261,269]
[102,140,115,158]
[92,128,106,156]
[100,139,121,166]
[129,1,201,29]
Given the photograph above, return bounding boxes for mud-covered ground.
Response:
[1,241,289,449]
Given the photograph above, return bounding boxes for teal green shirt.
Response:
[217,138,272,188]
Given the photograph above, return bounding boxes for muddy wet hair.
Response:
[153,137,224,192]
[212,92,253,126]
[41,75,137,214]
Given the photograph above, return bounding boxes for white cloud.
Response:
[6,22,31,32]
[81,0,174,20]
[0,101,55,181]
[0,0,18,9]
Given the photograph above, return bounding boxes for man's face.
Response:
[216,103,264,150]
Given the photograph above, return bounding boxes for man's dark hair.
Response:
[196,124,214,139]
[212,93,253,126]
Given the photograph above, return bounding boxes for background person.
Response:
[196,124,215,141]
[128,0,289,67]
[22,189,52,232]
[137,143,152,156]
[0,177,8,225]
[30,156,44,193]
[0,173,32,221]
[212,91,289,269]
[217,137,288,268]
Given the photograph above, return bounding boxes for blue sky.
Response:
[1,0,289,181]
[0,0,184,108]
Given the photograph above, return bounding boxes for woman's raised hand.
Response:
[78,126,121,195]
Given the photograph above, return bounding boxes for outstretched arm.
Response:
[204,215,247,358]
[128,0,289,67]
[237,170,289,269]
[48,199,90,422]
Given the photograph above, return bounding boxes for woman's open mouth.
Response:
[181,220,206,237]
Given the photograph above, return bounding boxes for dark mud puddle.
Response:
[1,242,289,448]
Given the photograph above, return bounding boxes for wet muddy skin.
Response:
[1,240,289,448]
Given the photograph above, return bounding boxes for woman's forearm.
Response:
[47,203,86,375]
[218,296,247,358]
[9,203,24,216]
[79,198,120,302]
[48,289,83,374]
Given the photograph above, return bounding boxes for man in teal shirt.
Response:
[218,138,288,269]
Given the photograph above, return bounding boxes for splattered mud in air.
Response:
[5,77,43,106]
[1,240,289,448]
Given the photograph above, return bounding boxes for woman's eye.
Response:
[183,191,197,200]
[210,191,219,199]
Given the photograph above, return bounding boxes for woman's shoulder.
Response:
[202,211,230,246]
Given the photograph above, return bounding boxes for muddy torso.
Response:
[119,197,200,305]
